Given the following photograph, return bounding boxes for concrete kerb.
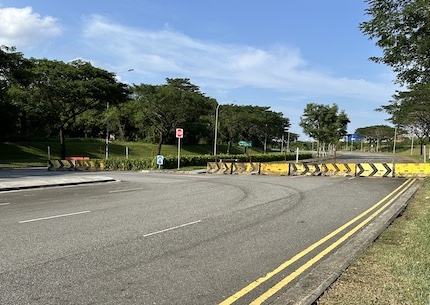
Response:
[0,176,118,192]
[270,179,423,305]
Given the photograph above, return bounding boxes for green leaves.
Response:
[360,0,430,85]
[299,103,349,144]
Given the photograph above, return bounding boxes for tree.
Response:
[362,1,430,150]
[360,0,430,86]
[0,46,33,139]
[217,104,289,154]
[132,78,214,154]
[355,125,396,152]
[299,103,349,147]
[377,83,430,154]
[23,59,130,158]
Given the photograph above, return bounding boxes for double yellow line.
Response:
[219,178,416,305]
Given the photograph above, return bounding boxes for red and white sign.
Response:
[176,128,184,139]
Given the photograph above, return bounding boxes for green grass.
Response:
[397,145,430,163]
[0,138,265,167]
[316,179,430,305]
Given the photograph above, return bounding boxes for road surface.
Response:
[0,171,417,304]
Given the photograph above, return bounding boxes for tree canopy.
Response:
[218,104,289,154]
[360,0,430,154]
[1,46,295,157]
[0,46,33,138]
[299,103,349,145]
[11,58,130,158]
[360,0,430,86]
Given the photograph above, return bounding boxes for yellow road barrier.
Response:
[259,163,290,175]
[395,163,430,178]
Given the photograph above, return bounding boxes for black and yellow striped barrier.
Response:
[356,163,393,177]
[231,162,259,175]
[321,163,356,176]
[48,159,105,171]
[47,160,75,171]
[207,162,430,178]
[207,162,234,174]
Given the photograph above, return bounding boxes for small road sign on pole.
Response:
[156,155,164,168]
[176,128,183,139]
[176,128,183,169]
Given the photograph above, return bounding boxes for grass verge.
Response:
[0,139,264,168]
[316,178,430,305]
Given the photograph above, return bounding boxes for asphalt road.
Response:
[0,171,415,304]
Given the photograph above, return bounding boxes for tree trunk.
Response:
[157,132,164,155]
[59,126,66,159]
[227,140,232,155]
[118,124,126,140]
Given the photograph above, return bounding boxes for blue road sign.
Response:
[156,155,164,165]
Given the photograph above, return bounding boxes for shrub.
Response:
[104,152,312,171]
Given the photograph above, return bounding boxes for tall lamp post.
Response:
[213,101,235,159]
[106,102,109,159]
[106,68,134,160]
[213,103,221,158]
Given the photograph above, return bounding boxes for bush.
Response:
[104,152,313,171]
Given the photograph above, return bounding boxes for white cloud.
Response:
[81,15,396,104]
[0,7,62,47]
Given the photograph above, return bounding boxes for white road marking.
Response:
[108,187,144,193]
[0,202,10,206]
[19,211,91,223]
[143,220,202,238]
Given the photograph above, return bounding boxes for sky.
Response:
[0,0,400,139]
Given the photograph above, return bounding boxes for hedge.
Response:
[104,152,313,171]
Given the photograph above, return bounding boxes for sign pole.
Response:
[178,137,181,169]
[176,128,183,170]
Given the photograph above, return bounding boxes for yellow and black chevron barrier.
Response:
[231,162,260,175]
[48,159,75,171]
[75,160,105,171]
[290,163,322,176]
[207,161,430,178]
[207,162,234,174]
[321,163,356,176]
[48,159,105,171]
[356,163,394,177]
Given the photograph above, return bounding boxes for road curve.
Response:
[0,172,417,305]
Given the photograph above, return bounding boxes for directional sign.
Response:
[176,128,184,139]
[238,141,252,147]
[156,155,164,165]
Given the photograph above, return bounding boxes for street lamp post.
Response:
[213,103,221,158]
[106,102,109,160]
[106,68,134,160]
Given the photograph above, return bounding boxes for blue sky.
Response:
[0,1,399,139]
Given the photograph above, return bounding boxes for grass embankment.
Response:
[316,179,430,305]
[0,138,263,168]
